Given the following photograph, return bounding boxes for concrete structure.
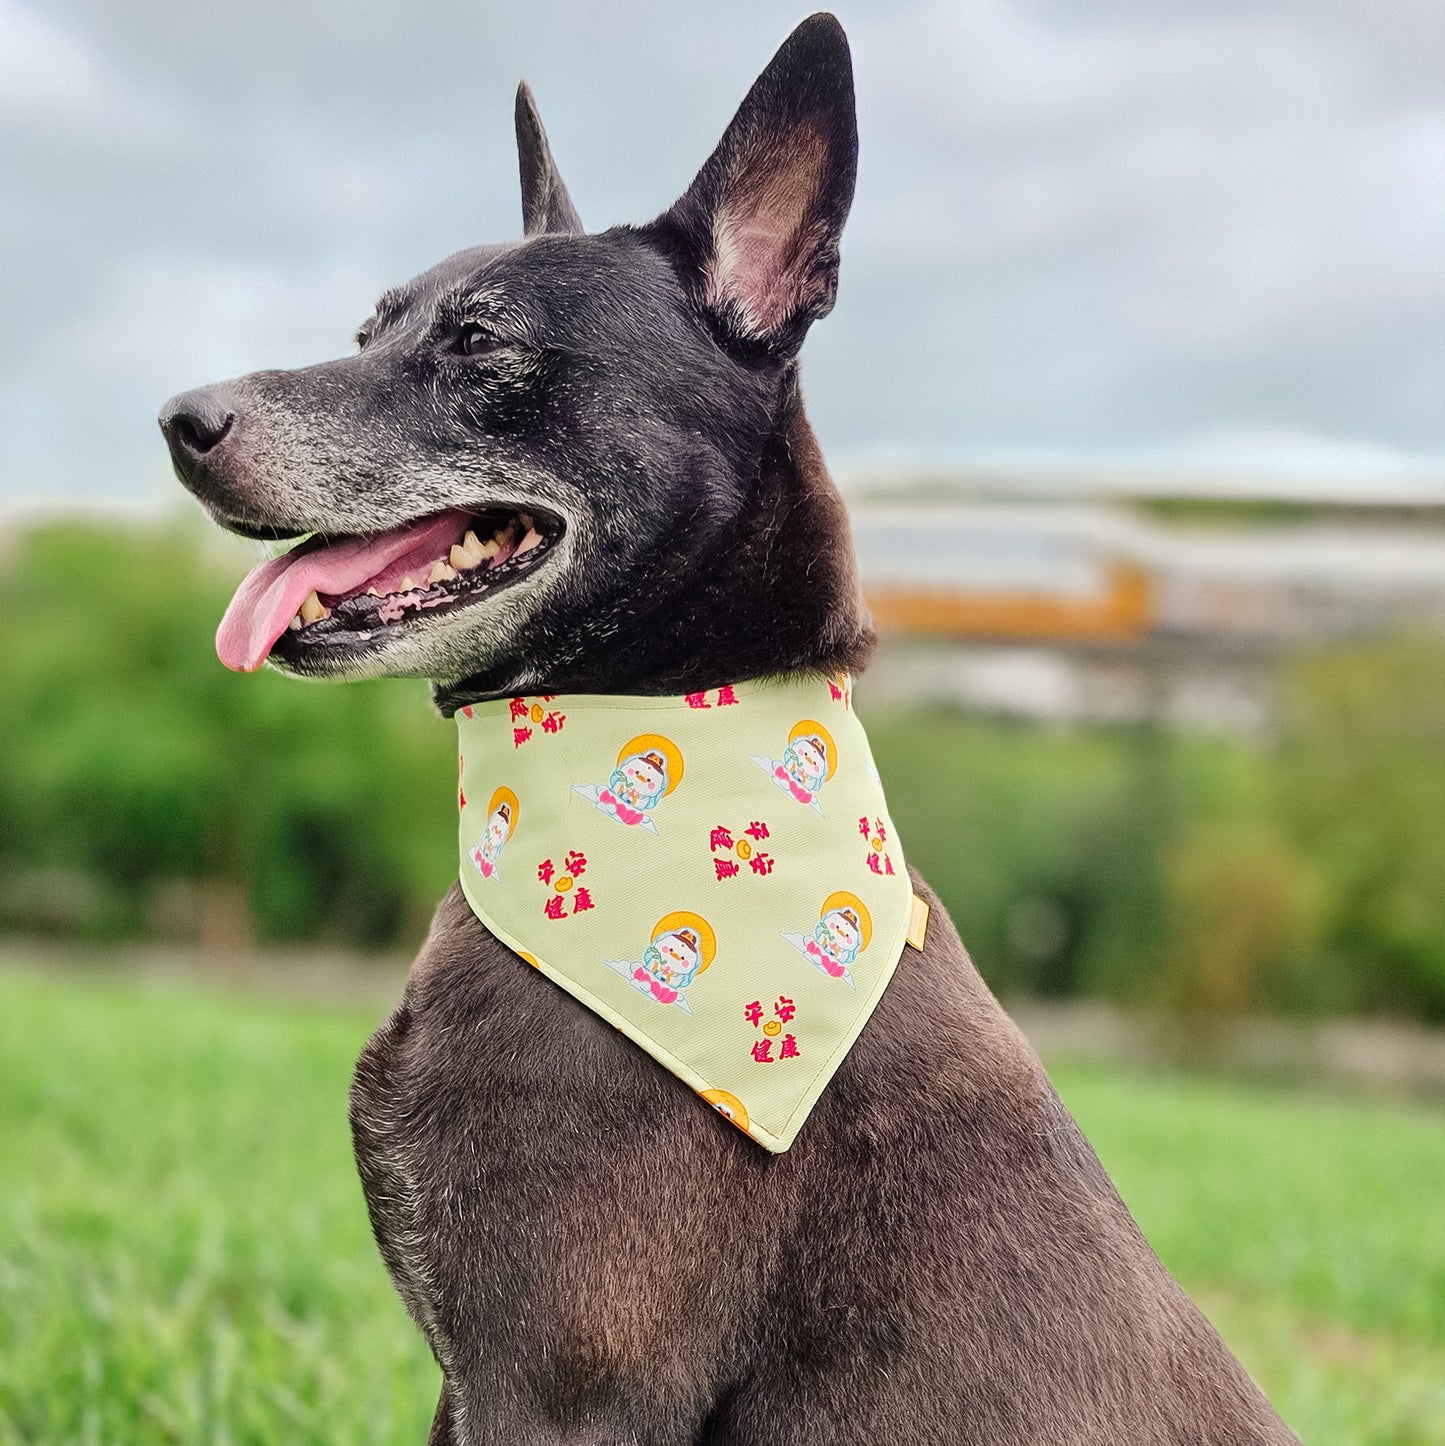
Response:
[845,473,1445,733]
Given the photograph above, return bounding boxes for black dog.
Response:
[161,16,1299,1444]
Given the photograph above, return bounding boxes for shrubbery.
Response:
[3,518,1443,1019]
[870,636,1445,1022]
[0,519,455,950]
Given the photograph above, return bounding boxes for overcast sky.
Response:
[2,0,1442,513]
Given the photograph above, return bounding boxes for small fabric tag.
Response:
[906,894,930,952]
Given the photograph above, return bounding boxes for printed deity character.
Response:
[782,734,828,795]
[782,892,871,990]
[469,788,519,882]
[752,719,836,815]
[609,749,668,816]
[576,733,683,836]
[812,906,863,977]
[604,910,715,1015]
[637,927,702,1003]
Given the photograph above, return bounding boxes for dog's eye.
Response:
[458,325,509,358]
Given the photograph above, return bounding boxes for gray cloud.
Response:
[1,0,1441,511]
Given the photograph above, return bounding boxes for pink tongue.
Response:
[216,510,471,672]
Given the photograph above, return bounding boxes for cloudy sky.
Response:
[2,0,1442,513]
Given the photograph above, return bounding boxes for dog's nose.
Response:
[158,386,236,464]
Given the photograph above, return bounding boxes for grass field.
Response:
[2,966,1442,1445]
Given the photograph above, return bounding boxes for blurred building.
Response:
[848,469,1445,734]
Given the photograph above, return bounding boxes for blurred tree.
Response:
[0,519,455,953]
[1277,636,1445,1020]
[1068,719,1175,1006]
[866,708,1147,999]
[1156,822,1321,1020]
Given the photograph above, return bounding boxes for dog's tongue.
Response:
[216,511,469,672]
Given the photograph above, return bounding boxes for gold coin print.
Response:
[555,875,574,893]
[735,839,753,861]
[763,1019,782,1037]
[530,703,545,723]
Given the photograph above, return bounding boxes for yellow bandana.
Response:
[455,673,912,1151]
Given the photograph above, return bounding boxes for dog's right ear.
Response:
[515,81,583,236]
[648,13,858,356]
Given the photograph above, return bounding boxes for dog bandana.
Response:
[455,673,916,1152]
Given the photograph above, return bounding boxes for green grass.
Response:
[2,968,1443,1444]
[0,969,436,1444]
[1055,1067,1445,1445]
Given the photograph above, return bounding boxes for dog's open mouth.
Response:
[216,506,560,672]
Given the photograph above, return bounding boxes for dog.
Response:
[160,15,1300,1444]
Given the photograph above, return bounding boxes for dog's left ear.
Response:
[515,81,583,236]
[649,13,858,356]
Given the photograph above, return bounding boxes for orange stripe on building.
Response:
[865,562,1154,643]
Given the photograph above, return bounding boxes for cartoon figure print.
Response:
[751,720,836,816]
[781,891,871,990]
[574,733,684,836]
[468,786,519,881]
[605,910,716,1015]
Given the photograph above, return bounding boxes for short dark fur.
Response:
[161,16,1299,1443]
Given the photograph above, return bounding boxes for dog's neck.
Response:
[433,379,873,716]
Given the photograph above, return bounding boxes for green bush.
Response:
[1275,636,1445,1019]
[0,519,455,950]
[1156,821,1322,1019]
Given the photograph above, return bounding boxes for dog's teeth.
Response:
[299,590,326,624]
[287,615,303,631]
[459,530,487,566]
[449,543,473,571]
[366,587,380,597]
[478,537,502,560]
[399,575,417,593]
[518,513,533,531]
[428,559,457,585]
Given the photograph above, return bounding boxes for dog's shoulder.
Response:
[809,866,1116,1190]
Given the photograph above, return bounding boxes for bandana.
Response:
[455,673,923,1152]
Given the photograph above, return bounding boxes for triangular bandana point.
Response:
[456,674,912,1152]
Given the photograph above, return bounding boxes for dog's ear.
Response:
[515,81,583,236]
[651,13,857,355]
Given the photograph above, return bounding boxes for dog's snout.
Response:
[159,387,236,465]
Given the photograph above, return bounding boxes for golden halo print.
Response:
[650,911,717,973]
[701,1088,750,1131]
[820,891,872,951]
[486,786,521,841]
[616,734,685,795]
[787,720,838,780]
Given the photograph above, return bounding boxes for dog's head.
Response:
[160,14,863,697]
